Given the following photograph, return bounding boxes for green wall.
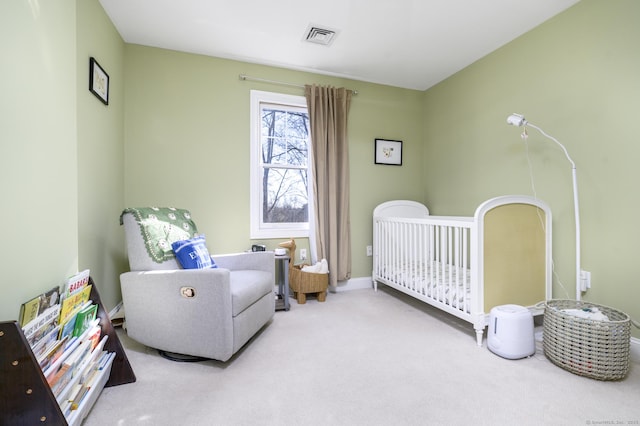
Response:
[123,45,424,281]
[0,0,125,320]
[423,0,640,337]
[0,0,79,319]
[76,0,126,312]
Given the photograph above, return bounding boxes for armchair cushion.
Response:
[171,235,218,269]
[230,270,273,316]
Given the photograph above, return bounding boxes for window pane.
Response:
[261,107,309,167]
[287,111,308,138]
[288,137,307,166]
[261,109,288,138]
[262,167,308,224]
[263,137,288,165]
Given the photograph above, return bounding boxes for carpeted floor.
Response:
[85,287,640,426]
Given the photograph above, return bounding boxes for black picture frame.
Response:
[89,57,109,105]
[374,138,403,165]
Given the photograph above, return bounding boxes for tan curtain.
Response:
[304,84,352,288]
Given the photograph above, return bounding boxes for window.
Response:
[250,90,311,239]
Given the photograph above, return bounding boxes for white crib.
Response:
[372,195,552,346]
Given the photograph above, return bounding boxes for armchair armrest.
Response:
[212,251,275,274]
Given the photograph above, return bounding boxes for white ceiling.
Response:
[99,0,580,91]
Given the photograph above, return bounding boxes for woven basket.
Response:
[543,299,630,380]
[289,264,328,303]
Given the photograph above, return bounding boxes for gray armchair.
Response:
[119,208,275,362]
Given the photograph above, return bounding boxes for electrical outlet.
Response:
[300,249,307,261]
[366,245,373,256]
[581,270,591,290]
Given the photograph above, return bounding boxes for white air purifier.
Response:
[487,304,535,359]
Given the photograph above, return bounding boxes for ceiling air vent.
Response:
[304,25,337,46]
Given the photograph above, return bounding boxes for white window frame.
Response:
[250,90,311,239]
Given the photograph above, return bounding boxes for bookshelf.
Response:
[0,278,135,425]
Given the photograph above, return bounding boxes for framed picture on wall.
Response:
[89,57,109,105]
[374,138,403,166]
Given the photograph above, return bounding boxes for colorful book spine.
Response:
[72,304,98,338]
[59,285,92,327]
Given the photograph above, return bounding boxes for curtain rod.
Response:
[239,74,358,95]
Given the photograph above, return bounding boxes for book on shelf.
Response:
[19,296,41,328]
[54,334,110,407]
[60,383,84,416]
[46,319,100,391]
[78,335,109,388]
[59,284,92,327]
[73,303,98,337]
[22,304,61,348]
[30,324,61,359]
[61,269,91,299]
[44,321,92,383]
[85,323,102,351]
[77,334,108,386]
[18,285,61,327]
[64,350,115,423]
[58,300,92,339]
[37,335,69,371]
[50,338,94,397]
[43,337,81,383]
[68,383,90,411]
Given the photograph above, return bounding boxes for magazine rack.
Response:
[0,278,136,425]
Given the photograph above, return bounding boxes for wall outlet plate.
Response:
[580,270,591,290]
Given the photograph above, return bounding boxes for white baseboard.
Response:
[331,276,374,292]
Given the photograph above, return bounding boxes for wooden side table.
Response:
[275,255,290,311]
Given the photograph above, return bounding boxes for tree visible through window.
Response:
[250,90,310,239]
[260,106,309,224]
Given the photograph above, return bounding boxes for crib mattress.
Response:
[378,261,471,311]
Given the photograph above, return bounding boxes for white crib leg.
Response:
[475,328,484,346]
[373,278,378,292]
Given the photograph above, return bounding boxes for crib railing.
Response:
[373,215,476,314]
